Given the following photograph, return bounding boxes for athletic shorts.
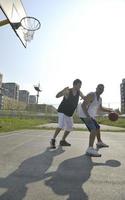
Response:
[80,117,100,132]
[58,112,73,132]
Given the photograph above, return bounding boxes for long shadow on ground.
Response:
[45,154,121,200]
[0,146,121,200]
[0,147,65,200]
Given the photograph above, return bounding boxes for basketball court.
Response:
[0,0,41,47]
[0,129,125,200]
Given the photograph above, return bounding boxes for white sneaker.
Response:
[96,142,109,148]
[86,147,101,157]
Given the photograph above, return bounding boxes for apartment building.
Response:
[120,79,125,113]
[2,82,19,100]
[19,90,29,104]
[0,73,3,109]
[29,95,37,104]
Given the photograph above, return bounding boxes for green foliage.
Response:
[0,115,125,135]
[97,116,125,128]
[74,114,125,128]
[0,117,48,134]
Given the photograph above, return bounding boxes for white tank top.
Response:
[77,92,102,119]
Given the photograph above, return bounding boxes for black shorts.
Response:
[80,117,100,132]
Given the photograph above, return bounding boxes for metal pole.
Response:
[0,19,9,27]
[36,91,39,104]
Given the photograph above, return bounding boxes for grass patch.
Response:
[0,116,125,135]
[0,117,49,134]
[74,115,125,128]
[98,117,125,128]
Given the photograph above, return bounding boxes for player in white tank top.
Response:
[77,92,102,119]
[77,84,113,157]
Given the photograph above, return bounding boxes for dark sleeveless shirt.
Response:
[57,89,80,116]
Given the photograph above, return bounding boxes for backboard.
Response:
[0,0,27,47]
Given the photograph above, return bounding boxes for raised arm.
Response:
[56,87,69,98]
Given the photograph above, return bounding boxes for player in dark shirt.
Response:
[50,79,84,148]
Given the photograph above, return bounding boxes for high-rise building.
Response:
[2,82,19,100]
[29,95,37,104]
[0,73,3,94]
[19,90,29,104]
[0,73,3,109]
[120,79,125,113]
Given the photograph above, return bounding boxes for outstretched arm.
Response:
[81,93,94,118]
[79,91,85,100]
[99,104,113,113]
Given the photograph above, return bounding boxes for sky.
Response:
[0,0,125,109]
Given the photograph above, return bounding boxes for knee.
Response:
[90,129,97,135]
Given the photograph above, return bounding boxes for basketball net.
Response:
[23,30,34,42]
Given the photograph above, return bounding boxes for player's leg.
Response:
[89,129,96,147]
[60,130,71,146]
[91,119,109,148]
[80,118,101,157]
[50,113,64,148]
[96,129,109,148]
[60,115,73,146]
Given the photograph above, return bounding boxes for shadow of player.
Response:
[0,146,65,200]
[45,154,121,200]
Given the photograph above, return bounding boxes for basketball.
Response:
[108,112,118,121]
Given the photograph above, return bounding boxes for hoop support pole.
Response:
[0,19,9,27]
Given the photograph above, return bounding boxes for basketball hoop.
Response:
[12,16,41,42]
[21,16,41,31]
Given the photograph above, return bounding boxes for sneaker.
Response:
[50,139,56,148]
[96,142,109,148]
[60,140,71,146]
[86,147,101,157]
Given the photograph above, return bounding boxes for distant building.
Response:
[19,90,29,104]
[0,73,3,93]
[120,79,125,113]
[0,73,3,109]
[29,95,36,104]
[2,82,19,100]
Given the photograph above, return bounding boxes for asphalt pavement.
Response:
[38,123,125,131]
[0,127,125,200]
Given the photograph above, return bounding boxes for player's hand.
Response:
[63,87,69,99]
[63,87,69,94]
[64,86,69,90]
